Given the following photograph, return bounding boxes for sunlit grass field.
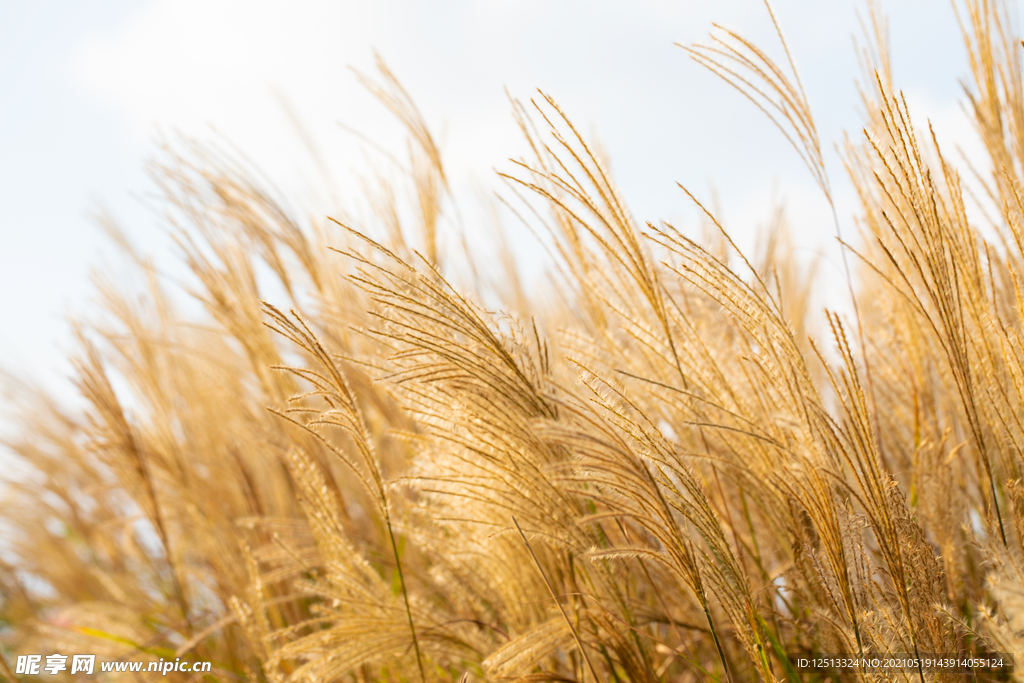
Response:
[5,1,1024,681]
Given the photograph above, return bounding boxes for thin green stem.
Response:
[387,515,426,683]
[513,517,600,683]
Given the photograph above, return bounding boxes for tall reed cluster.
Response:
[4,1,1024,681]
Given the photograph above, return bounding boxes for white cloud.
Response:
[73,0,544,209]
[57,0,983,325]
[74,0,381,133]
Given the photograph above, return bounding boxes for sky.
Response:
[0,0,986,401]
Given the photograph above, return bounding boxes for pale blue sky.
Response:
[0,0,980,397]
